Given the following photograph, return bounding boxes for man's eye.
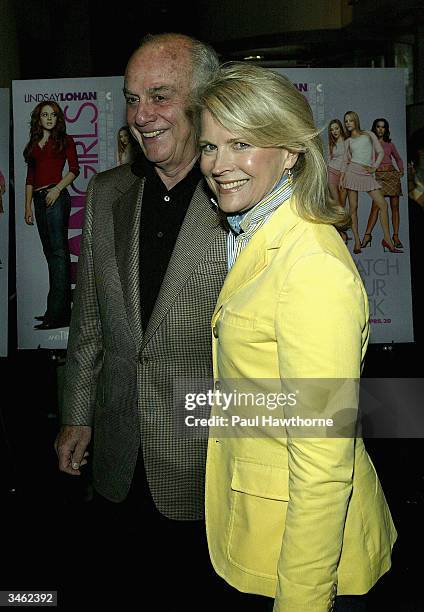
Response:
[153,95,166,102]
[125,95,139,105]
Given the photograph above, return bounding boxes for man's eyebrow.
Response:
[122,86,176,96]
[148,86,176,95]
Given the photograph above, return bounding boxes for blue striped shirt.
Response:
[226,175,292,270]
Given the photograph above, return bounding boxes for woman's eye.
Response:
[200,144,216,153]
[234,142,250,150]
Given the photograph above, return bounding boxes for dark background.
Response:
[1,0,424,609]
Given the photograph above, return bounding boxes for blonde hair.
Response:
[344,110,366,135]
[197,63,348,226]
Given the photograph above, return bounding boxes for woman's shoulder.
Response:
[364,130,378,141]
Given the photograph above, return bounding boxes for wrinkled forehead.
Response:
[125,42,193,91]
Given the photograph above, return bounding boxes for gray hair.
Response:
[138,32,219,96]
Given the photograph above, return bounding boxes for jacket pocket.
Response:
[227,458,289,577]
[221,310,256,330]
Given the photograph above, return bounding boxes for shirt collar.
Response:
[226,174,291,236]
[131,152,202,195]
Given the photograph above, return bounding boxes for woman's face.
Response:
[330,123,341,139]
[39,105,58,131]
[200,110,296,214]
[344,114,356,133]
[375,121,386,139]
[119,129,130,146]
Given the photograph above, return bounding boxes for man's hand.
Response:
[55,425,92,476]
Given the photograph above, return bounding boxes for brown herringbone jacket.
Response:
[62,163,227,519]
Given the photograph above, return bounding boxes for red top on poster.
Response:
[25,136,79,188]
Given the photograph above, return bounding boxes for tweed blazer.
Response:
[62,163,227,519]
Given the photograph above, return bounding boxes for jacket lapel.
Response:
[142,181,226,347]
[112,177,145,347]
[213,199,300,315]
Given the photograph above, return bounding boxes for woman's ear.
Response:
[285,151,299,170]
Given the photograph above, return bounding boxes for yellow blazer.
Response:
[206,199,397,612]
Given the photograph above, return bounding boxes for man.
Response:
[54,31,231,586]
[55,32,227,515]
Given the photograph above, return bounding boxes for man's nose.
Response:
[134,101,157,126]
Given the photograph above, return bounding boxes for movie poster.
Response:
[12,70,412,347]
[279,68,412,343]
[13,77,126,349]
[0,89,9,356]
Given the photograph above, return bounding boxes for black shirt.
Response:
[131,155,203,331]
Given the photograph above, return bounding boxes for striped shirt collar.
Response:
[226,174,292,270]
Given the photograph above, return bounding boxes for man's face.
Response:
[124,42,197,174]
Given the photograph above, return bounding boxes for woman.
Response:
[198,64,397,612]
[327,119,349,242]
[361,118,405,249]
[116,125,134,166]
[340,111,400,254]
[24,101,79,330]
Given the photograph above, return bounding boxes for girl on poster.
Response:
[340,111,400,254]
[361,118,405,248]
[24,101,80,330]
[116,125,135,166]
[327,119,349,243]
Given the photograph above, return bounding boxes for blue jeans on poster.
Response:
[34,187,71,325]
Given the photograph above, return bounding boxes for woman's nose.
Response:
[212,149,235,175]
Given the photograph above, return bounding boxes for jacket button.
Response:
[215,380,221,391]
[213,326,218,338]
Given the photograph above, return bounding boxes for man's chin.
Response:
[140,143,170,164]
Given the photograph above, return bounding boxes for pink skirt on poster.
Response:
[343,161,381,192]
[328,166,341,186]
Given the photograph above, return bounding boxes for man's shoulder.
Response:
[90,164,140,194]
[93,163,138,183]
